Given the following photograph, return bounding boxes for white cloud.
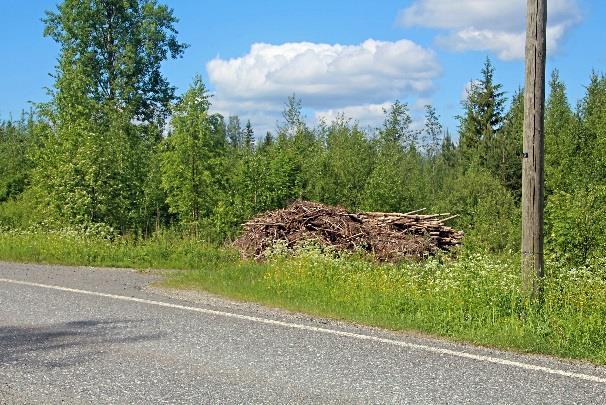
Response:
[412,97,433,113]
[206,39,440,133]
[398,0,581,60]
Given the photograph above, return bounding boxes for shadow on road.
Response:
[0,319,164,369]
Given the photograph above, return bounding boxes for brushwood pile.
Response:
[233,201,464,262]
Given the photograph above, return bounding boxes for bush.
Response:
[546,185,606,265]
[434,166,520,254]
[0,191,43,229]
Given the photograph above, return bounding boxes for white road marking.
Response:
[1,277,605,385]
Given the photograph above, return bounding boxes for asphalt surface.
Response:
[1,262,606,404]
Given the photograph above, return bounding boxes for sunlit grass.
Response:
[0,229,229,270]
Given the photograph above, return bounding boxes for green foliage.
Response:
[579,72,606,184]
[223,138,302,230]
[141,145,170,236]
[32,110,155,231]
[545,70,577,194]
[546,186,606,266]
[363,141,424,212]
[490,90,523,200]
[317,117,374,209]
[0,117,33,202]
[0,190,43,229]
[435,165,519,253]
[5,7,606,360]
[226,115,242,148]
[380,100,417,148]
[160,77,225,233]
[43,0,187,125]
[242,120,255,151]
[422,104,443,159]
[544,72,606,266]
[280,94,305,135]
[20,0,189,235]
[362,102,425,212]
[3,3,605,271]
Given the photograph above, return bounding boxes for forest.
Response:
[2,12,605,267]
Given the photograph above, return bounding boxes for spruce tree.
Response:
[493,90,523,200]
[260,131,273,150]
[544,70,576,194]
[580,72,606,184]
[458,58,506,166]
[243,120,255,151]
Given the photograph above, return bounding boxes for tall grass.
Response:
[1,230,606,364]
[0,229,232,270]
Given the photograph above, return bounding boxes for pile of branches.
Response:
[233,201,463,262]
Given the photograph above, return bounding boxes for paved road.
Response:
[1,262,606,404]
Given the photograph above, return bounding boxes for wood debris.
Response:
[233,201,463,262]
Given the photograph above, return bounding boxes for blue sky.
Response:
[1,0,604,136]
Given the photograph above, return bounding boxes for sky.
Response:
[1,0,605,137]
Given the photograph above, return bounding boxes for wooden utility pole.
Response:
[522,0,547,299]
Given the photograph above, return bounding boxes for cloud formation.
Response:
[398,0,581,60]
[206,39,440,133]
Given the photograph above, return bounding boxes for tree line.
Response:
[1,0,605,267]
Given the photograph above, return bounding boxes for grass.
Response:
[0,229,230,270]
[1,230,606,364]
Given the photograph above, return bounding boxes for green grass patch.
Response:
[0,229,229,270]
[2,230,606,364]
